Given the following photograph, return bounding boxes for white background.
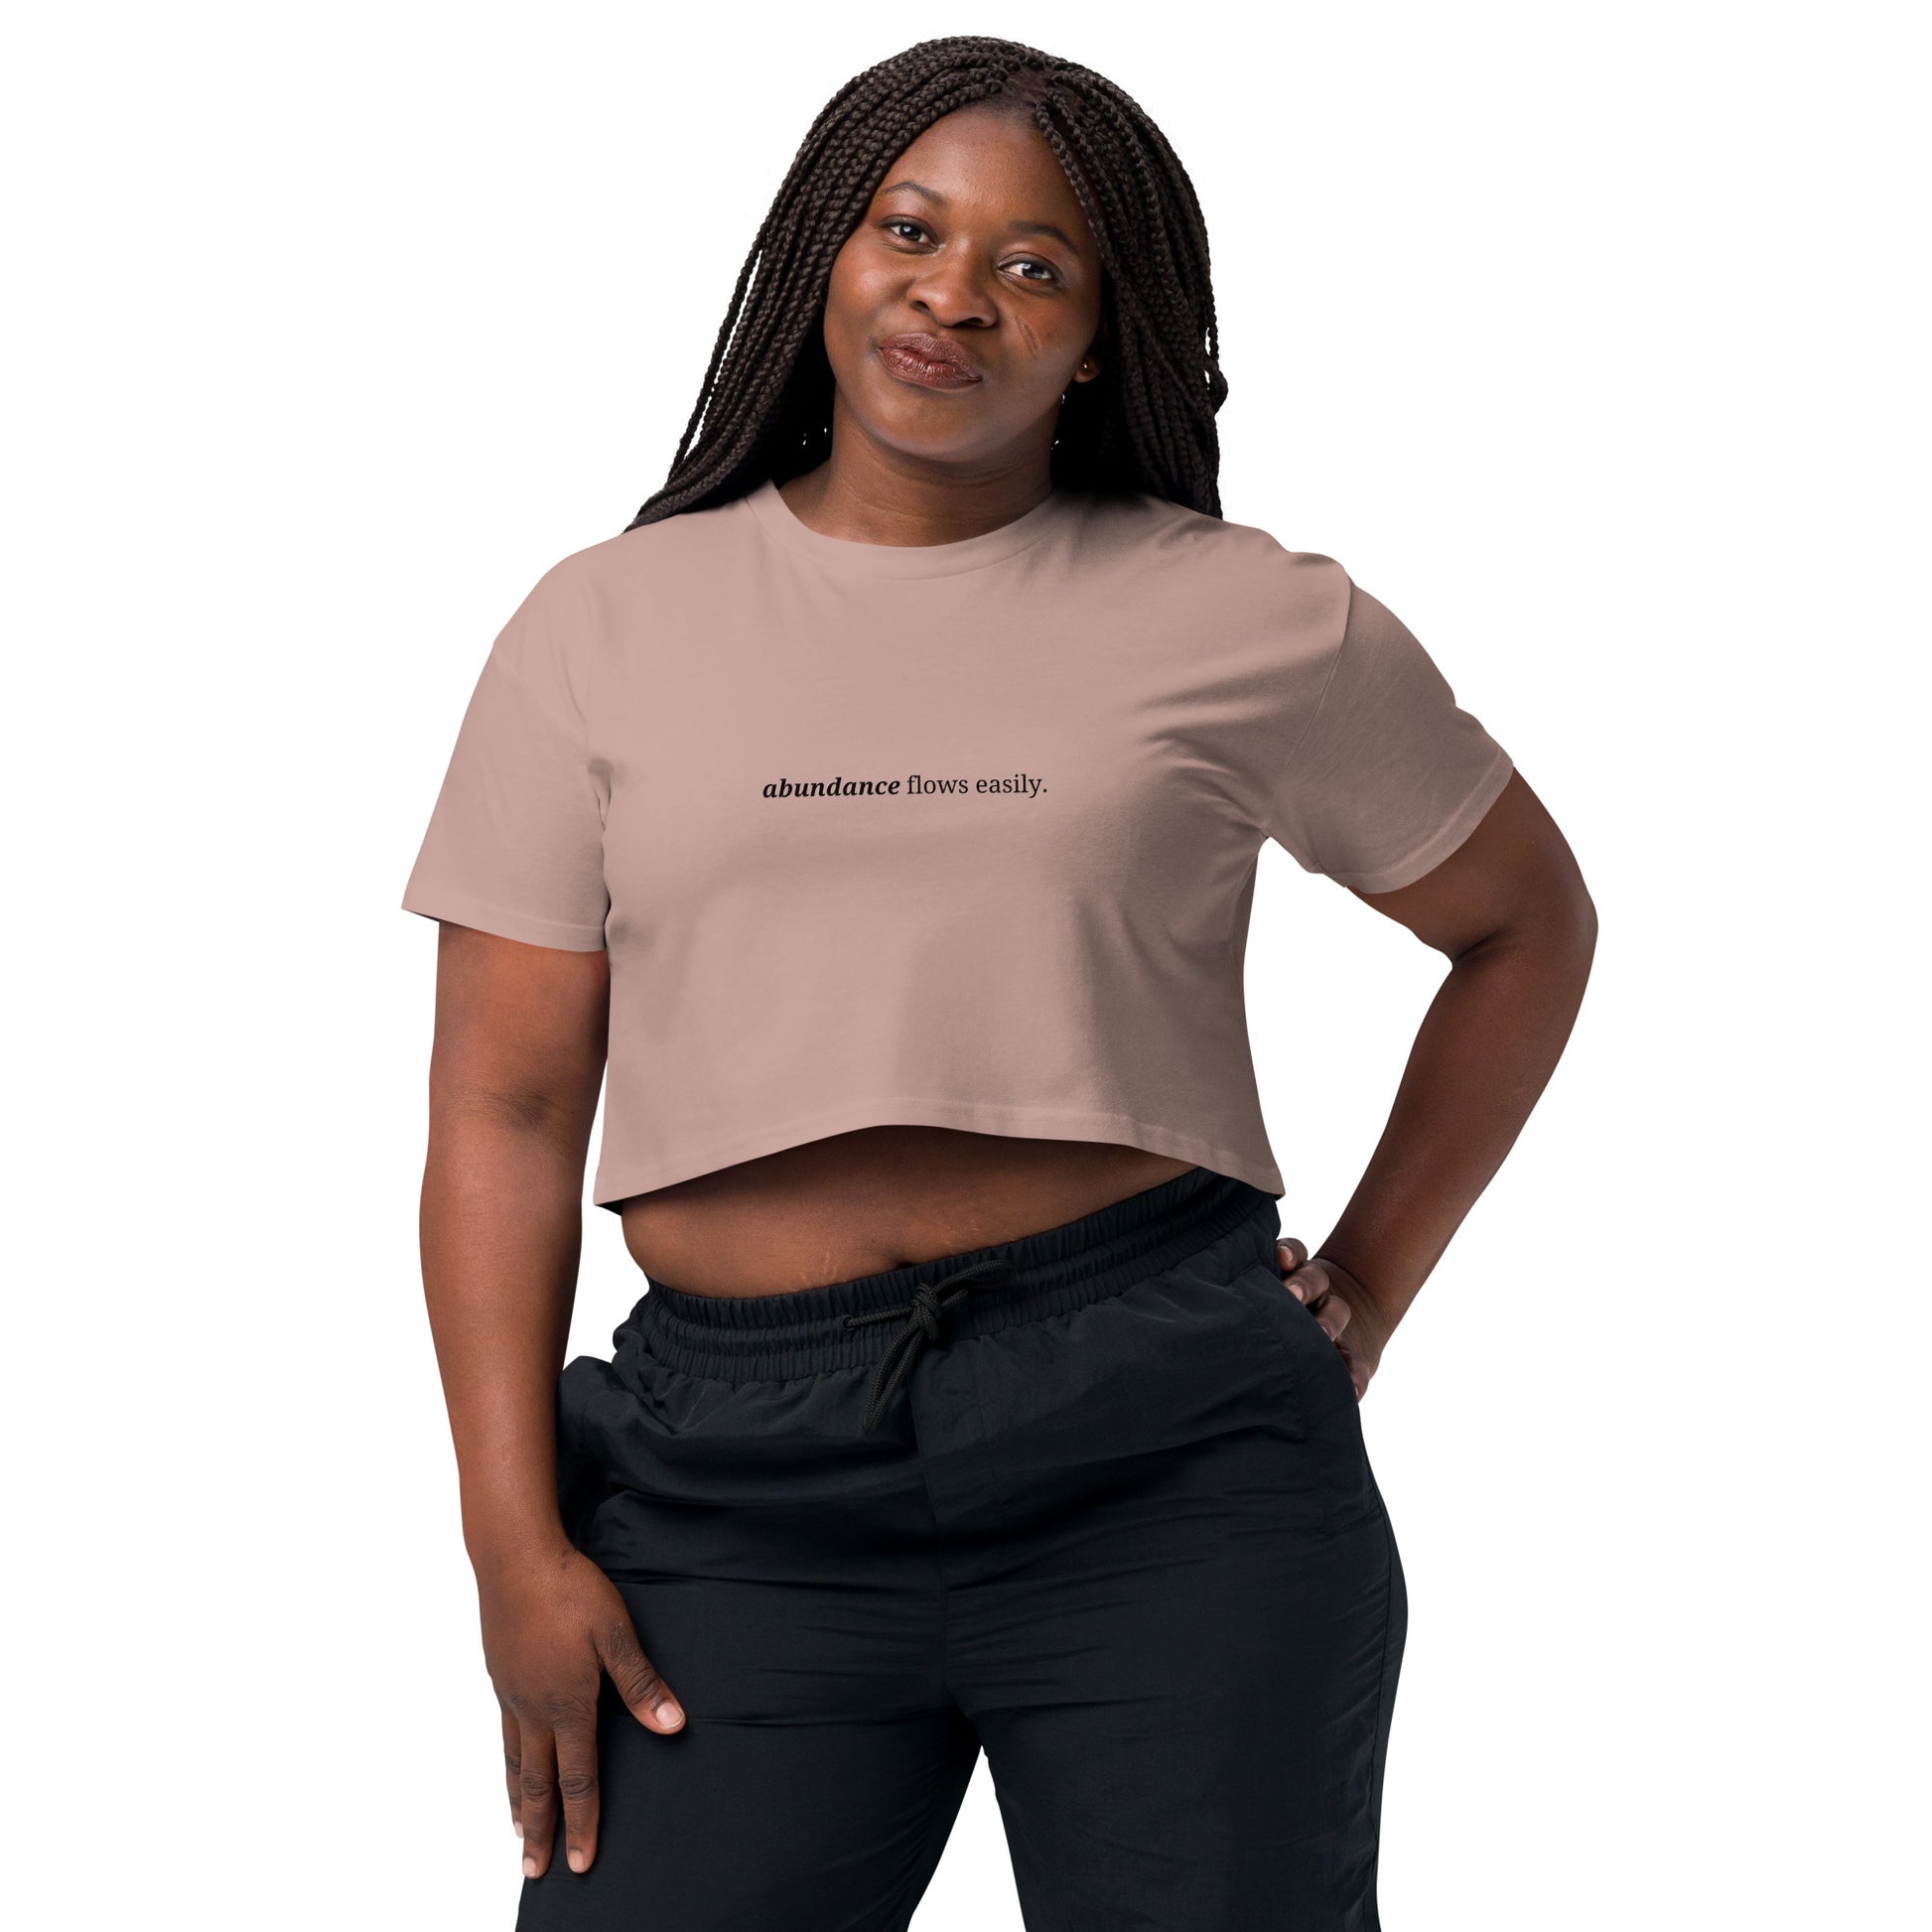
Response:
[7,3,1924,1925]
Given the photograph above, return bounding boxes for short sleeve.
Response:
[401,561,609,950]
[1266,575,1513,893]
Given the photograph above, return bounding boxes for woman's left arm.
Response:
[1278,768,1597,1396]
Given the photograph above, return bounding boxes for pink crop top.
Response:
[402,479,1514,1206]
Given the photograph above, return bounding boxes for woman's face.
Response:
[819,103,1106,473]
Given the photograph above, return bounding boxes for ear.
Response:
[1074,305,1114,382]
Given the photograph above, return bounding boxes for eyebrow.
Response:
[876,178,1083,253]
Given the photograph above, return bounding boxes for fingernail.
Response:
[522,1857,538,1878]
[1288,1283,1306,1302]
[513,1820,524,1839]
[567,1849,588,1873]
[654,1698,684,1728]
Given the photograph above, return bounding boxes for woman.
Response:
[404,36,1595,1931]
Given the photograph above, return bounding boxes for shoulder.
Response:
[1075,491,1354,636]
[546,493,751,603]
[493,495,752,676]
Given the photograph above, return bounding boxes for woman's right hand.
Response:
[478,1542,686,1879]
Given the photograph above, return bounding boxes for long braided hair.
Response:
[623,37,1227,531]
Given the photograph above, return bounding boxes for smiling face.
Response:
[818,102,1107,475]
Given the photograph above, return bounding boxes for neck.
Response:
[776,413,1055,547]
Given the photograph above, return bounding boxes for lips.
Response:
[876,332,984,390]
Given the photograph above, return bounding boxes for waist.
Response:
[621,1164,1279,1384]
[618,1129,1204,1296]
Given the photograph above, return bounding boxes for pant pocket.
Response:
[1229,1263,1384,1525]
[1214,1260,1315,1441]
[1277,1279,1363,1409]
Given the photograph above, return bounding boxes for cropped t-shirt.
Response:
[402,478,1514,1207]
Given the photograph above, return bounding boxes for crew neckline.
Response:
[743,476,1072,580]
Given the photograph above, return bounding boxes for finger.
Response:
[1295,1258,1352,1333]
[597,1615,685,1733]
[501,1706,523,1838]
[1282,1255,1329,1305]
[517,1723,559,1880]
[552,1700,602,1875]
[1276,1236,1309,1278]
[1310,1290,1353,1344]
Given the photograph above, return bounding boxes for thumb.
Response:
[1276,1236,1310,1289]
[596,1613,685,1733]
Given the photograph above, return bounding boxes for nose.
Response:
[905,249,997,331]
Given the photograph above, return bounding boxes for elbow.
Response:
[1568,873,1599,966]
[427,1073,599,1163]
[1449,870,1597,976]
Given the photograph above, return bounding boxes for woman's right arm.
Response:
[420,920,686,1883]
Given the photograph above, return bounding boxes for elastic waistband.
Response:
[624,1165,1279,1382]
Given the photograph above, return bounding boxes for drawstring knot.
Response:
[843,1256,1017,1434]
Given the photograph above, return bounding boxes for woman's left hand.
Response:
[1275,1238,1390,1401]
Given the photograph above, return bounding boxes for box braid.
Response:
[622,37,1228,531]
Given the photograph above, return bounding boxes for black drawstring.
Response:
[843,1256,1018,1434]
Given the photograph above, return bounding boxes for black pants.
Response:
[526,1167,1406,1931]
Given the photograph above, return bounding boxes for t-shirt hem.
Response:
[592,1099,1286,1208]
[400,886,607,952]
[1325,749,1515,895]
